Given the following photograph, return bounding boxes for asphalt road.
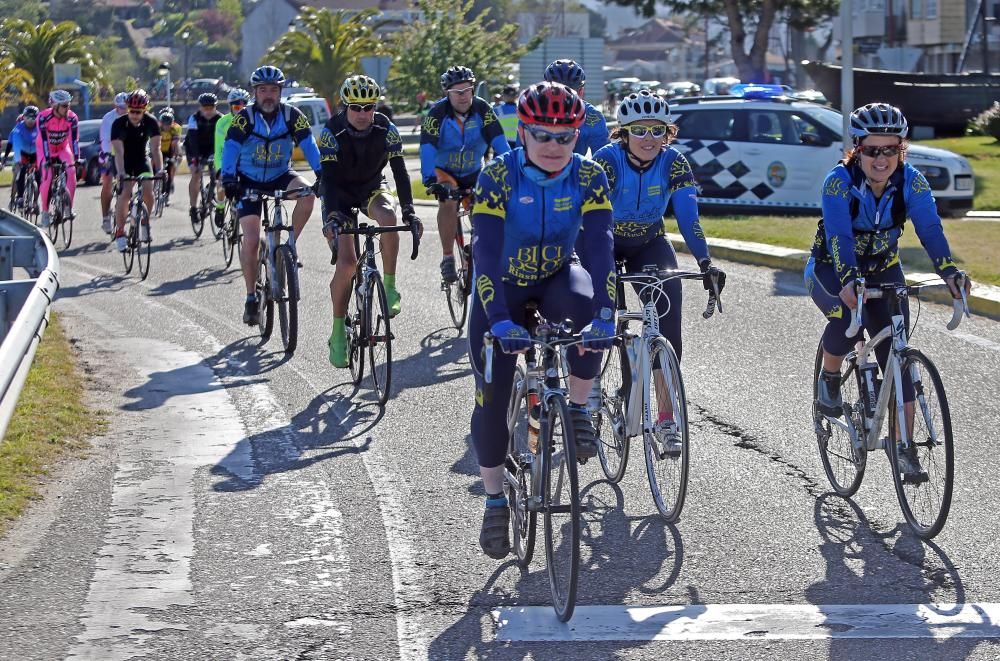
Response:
[1,174,1000,660]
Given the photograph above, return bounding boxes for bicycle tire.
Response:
[445,225,471,330]
[542,392,580,623]
[886,349,954,539]
[192,178,206,238]
[643,337,689,522]
[46,192,59,242]
[59,190,73,250]
[136,204,151,280]
[506,364,537,568]
[812,341,867,497]
[367,274,393,405]
[152,178,165,218]
[207,181,223,240]
[256,245,274,343]
[347,273,364,385]
[275,244,299,355]
[23,178,38,226]
[122,219,135,274]
[221,202,236,268]
[596,335,630,483]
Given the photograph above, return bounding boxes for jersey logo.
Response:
[294,113,311,133]
[585,109,602,127]
[578,161,601,189]
[911,172,931,194]
[483,110,496,127]
[318,130,337,150]
[647,184,662,197]
[476,274,495,306]
[518,196,534,204]
[422,115,440,137]
[823,176,849,199]
[232,113,248,133]
[386,128,402,146]
[553,196,572,212]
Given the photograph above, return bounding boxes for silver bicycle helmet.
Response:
[849,103,908,141]
[616,89,670,125]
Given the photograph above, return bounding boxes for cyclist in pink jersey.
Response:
[36,89,80,228]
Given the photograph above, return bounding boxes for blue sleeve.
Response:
[318,126,338,162]
[221,111,249,177]
[578,162,616,313]
[490,134,511,156]
[471,160,513,324]
[668,153,710,262]
[905,168,959,277]
[820,169,858,286]
[10,128,23,156]
[585,109,610,155]
[299,133,322,172]
[186,115,197,131]
[386,123,403,157]
[419,108,441,184]
[419,143,437,184]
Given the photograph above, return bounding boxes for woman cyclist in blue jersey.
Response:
[469,81,617,559]
[806,102,971,481]
[591,89,726,456]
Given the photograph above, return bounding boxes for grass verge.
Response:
[0,313,105,535]
[667,216,1000,287]
[918,135,1000,210]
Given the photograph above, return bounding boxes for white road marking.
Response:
[952,331,1000,353]
[494,603,1000,641]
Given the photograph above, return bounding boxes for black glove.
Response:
[222,177,240,201]
[699,259,726,294]
[311,171,322,196]
[401,204,419,225]
[425,182,448,200]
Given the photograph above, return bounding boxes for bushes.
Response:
[968,101,1000,141]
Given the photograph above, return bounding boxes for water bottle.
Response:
[587,379,602,415]
[858,362,879,417]
[527,389,541,454]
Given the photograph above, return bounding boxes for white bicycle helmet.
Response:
[849,103,908,141]
[228,87,250,104]
[114,92,128,108]
[616,89,670,125]
[49,89,72,105]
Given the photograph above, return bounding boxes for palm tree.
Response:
[0,57,31,113]
[264,7,384,104]
[0,19,107,103]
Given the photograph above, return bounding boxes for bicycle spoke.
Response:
[813,342,867,496]
[542,394,579,623]
[643,337,689,522]
[367,276,392,405]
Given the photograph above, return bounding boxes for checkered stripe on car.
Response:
[676,138,775,201]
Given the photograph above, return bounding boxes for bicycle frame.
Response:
[245,188,306,302]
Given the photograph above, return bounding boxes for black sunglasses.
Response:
[348,103,376,112]
[524,125,578,145]
[858,145,901,158]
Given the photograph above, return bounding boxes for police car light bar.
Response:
[732,84,786,99]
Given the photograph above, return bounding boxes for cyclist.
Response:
[213,87,250,228]
[320,74,422,367]
[220,65,322,326]
[158,108,182,202]
[1,105,40,210]
[468,81,616,559]
[36,89,81,228]
[185,92,223,227]
[806,102,971,481]
[494,83,519,149]
[592,89,726,456]
[420,65,510,283]
[110,89,162,251]
[98,93,128,233]
[543,59,610,156]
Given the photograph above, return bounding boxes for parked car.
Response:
[284,94,332,161]
[663,81,701,99]
[703,76,740,96]
[78,119,104,186]
[668,91,974,216]
[183,78,231,100]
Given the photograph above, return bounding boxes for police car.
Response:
[669,87,975,216]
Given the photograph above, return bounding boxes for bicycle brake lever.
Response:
[946,273,970,331]
[410,222,420,261]
[483,334,494,384]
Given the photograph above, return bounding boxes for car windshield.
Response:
[809,106,844,134]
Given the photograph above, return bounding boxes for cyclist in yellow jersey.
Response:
[158,108,181,201]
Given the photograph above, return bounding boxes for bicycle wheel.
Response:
[152,179,165,218]
[445,226,471,330]
[122,219,135,274]
[256,247,274,343]
[136,204,151,280]
[46,194,59,242]
[347,274,365,385]
[813,341,867,497]
[643,337,689,522]
[596,336,630,483]
[275,244,299,355]
[208,182,223,240]
[367,274,393,405]
[886,349,954,539]
[221,202,236,268]
[59,190,73,250]
[506,364,537,568]
[541,393,580,623]
[191,180,206,238]
[23,179,38,226]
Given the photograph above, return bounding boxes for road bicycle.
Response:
[152,157,173,218]
[438,186,474,330]
[243,186,311,355]
[44,159,75,250]
[812,275,969,539]
[219,197,241,269]
[327,214,421,405]
[596,266,722,522]
[490,304,585,622]
[119,175,163,280]
[192,156,216,238]
[8,161,40,226]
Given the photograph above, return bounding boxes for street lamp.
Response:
[157,61,171,107]
[181,30,190,100]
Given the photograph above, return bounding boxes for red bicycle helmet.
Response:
[516,81,586,128]
[126,89,150,110]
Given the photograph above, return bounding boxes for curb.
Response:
[665,232,1000,321]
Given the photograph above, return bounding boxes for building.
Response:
[605,18,702,84]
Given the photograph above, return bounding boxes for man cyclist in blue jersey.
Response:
[1,105,40,212]
[186,92,223,227]
[221,65,322,326]
[592,89,725,457]
[420,65,510,283]
[543,59,610,156]
[468,81,616,559]
[806,103,970,482]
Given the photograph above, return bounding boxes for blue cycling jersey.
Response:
[577,102,610,156]
[815,160,958,285]
[419,96,510,182]
[592,142,709,261]
[8,121,38,159]
[471,148,615,324]
[221,103,321,182]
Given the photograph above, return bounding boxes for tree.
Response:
[265,7,383,104]
[605,0,836,83]
[0,19,109,103]
[0,56,31,112]
[389,0,542,109]
[0,0,44,23]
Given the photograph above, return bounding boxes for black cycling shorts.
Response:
[236,170,302,219]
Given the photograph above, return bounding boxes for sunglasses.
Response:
[56,103,70,109]
[858,145,901,158]
[128,109,144,115]
[348,103,376,112]
[627,124,668,139]
[524,125,578,145]
[447,86,474,96]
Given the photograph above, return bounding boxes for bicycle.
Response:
[152,157,172,218]
[5,160,19,212]
[812,275,969,539]
[192,156,216,238]
[219,197,241,269]
[44,159,75,250]
[243,186,311,355]
[119,174,163,280]
[21,162,40,227]
[488,304,584,622]
[434,186,473,330]
[326,214,421,405]
[595,266,722,522]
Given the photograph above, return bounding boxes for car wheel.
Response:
[86,158,100,186]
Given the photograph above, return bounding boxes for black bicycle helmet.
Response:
[198,92,218,106]
[544,59,586,89]
[440,66,475,91]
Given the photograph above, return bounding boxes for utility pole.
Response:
[840,0,854,143]
[981,0,990,75]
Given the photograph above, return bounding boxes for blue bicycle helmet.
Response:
[250,65,286,88]
[544,60,586,90]
[440,66,475,91]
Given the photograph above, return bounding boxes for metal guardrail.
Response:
[0,210,60,440]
